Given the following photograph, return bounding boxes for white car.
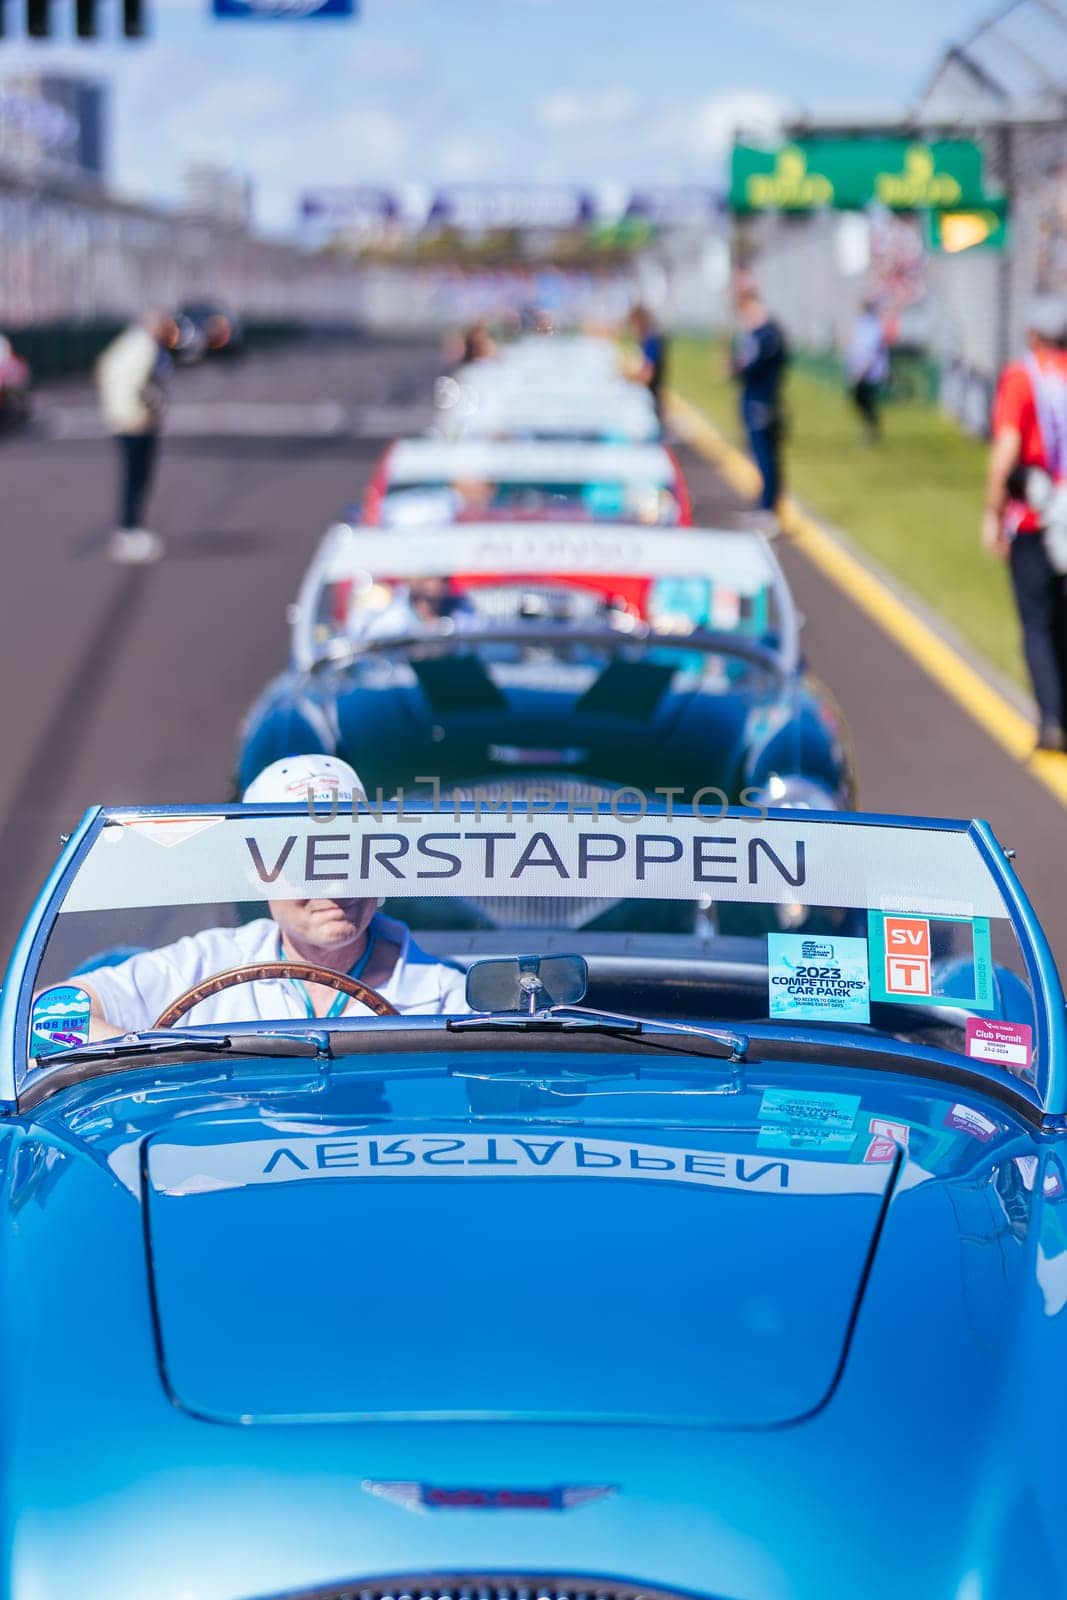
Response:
[363,437,691,526]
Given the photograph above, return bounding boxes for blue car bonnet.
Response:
[144,1113,895,1427]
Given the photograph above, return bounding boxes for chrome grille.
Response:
[441,779,620,805]
[259,1577,714,1600]
[406,780,633,934]
[468,893,616,929]
[407,778,623,928]
[405,778,623,811]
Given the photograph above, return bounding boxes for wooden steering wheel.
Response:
[152,960,399,1029]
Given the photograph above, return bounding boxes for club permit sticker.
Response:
[767,933,870,1024]
[965,1017,1033,1071]
[30,985,92,1058]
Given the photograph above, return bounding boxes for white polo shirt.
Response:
[84,913,468,1032]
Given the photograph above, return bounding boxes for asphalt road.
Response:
[2,335,1065,967]
[0,336,436,963]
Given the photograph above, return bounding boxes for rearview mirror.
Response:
[465,953,588,1014]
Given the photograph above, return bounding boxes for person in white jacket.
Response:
[95,310,174,563]
[74,755,470,1039]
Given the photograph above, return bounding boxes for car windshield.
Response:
[292,523,790,674]
[381,481,680,526]
[14,805,1043,1104]
[378,441,681,526]
[437,376,661,443]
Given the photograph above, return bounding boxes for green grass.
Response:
[670,335,1024,689]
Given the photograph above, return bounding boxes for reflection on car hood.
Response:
[2,1066,1041,1599]
[144,1116,896,1427]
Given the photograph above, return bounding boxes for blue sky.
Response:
[0,0,988,232]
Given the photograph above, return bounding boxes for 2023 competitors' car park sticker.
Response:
[766,933,871,1025]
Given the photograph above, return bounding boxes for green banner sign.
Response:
[730,138,988,213]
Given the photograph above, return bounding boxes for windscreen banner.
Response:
[61,812,1009,919]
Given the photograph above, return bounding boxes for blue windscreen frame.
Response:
[0,804,1061,1115]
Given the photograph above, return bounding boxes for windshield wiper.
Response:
[448,1006,748,1062]
[34,1027,326,1069]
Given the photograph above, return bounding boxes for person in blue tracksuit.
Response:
[730,284,789,513]
[630,304,667,419]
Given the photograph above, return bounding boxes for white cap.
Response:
[242,754,367,807]
[1027,295,1067,344]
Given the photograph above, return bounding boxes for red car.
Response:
[0,335,31,429]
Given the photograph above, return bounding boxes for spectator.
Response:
[845,297,890,443]
[629,304,667,418]
[984,296,1067,750]
[95,310,175,564]
[730,284,789,514]
[462,321,497,364]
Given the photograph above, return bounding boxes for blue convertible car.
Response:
[0,800,1064,1598]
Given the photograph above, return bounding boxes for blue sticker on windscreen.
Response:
[30,985,92,1058]
[767,932,871,1024]
[582,482,626,516]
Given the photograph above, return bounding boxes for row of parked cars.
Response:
[5,330,1065,1600]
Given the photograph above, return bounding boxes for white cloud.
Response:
[348,38,423,73]
[322,106,411,168]
[535,87,636,131]
[433,135,503,181]
[32,998,88,1022]
[720,0,978,81]
[652,88,788,164]
[235,103,413,226]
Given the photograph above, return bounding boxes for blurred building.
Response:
[182,162,255,230]
[298,183,727,332]
[733,1,1067,433]
[0,74,106,184]
[0,164,361,331]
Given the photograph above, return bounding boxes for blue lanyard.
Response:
[281,929,375,1019]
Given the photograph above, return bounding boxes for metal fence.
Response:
[737,195,1032,435]
[741,0,1067,435]
[0,166,365,329]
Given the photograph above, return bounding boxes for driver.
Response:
[77,755,469,1037]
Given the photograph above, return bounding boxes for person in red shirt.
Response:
[985,298,1067,750]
